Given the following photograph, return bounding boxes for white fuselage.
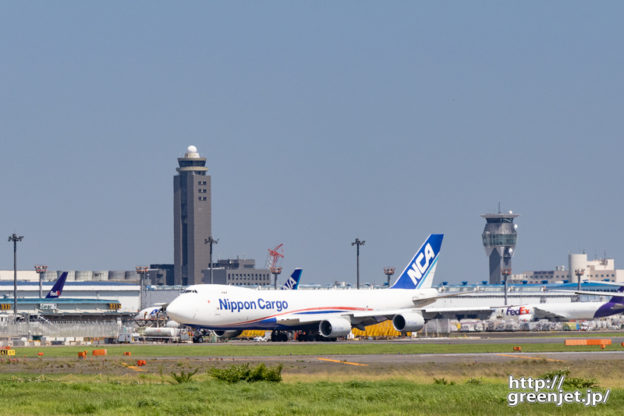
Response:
[499,302,623,322]
[166,284,436,330]
[532,302,600,320]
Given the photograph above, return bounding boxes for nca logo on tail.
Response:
[407,243,436,286]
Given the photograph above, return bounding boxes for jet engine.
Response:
[392,312,425,332]
[214,330,243,339]
[319,317,352,338]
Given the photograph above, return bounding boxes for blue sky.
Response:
[1,2,623,285]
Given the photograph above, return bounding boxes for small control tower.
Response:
[481,210,518,284]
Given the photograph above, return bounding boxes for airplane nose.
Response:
[166,298,186,323]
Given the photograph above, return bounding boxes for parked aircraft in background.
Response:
[538,285,624,321]
[488,286,624,322]
[44,272,68,298]
[2,272,68,322]
[424,285,624,323]
[281,269,301,290]
[134,303,167,323]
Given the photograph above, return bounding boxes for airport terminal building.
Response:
[0,277,140,314]
[510,253,624,284]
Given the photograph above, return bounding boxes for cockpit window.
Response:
[182,289,198,294]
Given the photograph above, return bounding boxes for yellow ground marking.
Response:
[317,357,368,367]
[496,354,564,363]
[121,362,146,372]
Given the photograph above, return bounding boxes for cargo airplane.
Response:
[422,284,624,323]
[167,234,458,341]
[493,285,624,322]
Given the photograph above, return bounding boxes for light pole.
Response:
[502,268,511,306]
[575,268,585,294]
[271,266,282,289]
[8,234,24,320]
[204,237,219,284]
[34,265,48,298]
[383,267,395,287]
[351,238,365,289]
[136,266,149,310]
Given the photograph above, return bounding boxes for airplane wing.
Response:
[421,306,496,320]
[575,282,624,287]
[530,306,568,321]
[276,308,413,328]
[411,289,478,307]
[573,290,620,297]
[276,290,481,328]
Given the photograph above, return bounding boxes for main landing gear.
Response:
[294,330,337,342]
[268,330,338,342]
[270,331,289,342]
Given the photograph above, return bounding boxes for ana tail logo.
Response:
[281,269,302,290]
[391,234,443,290]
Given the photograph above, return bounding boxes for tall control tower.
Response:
[481,210,518,284]
[174,145,211,285]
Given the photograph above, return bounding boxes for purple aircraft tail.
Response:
[608,286,624,305]
[45,272,68,298]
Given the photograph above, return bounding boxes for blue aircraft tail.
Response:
[45,272,68,298]
[281,269,302,290]
[390,234,443,290]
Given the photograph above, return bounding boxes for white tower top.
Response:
[185,145,200,159]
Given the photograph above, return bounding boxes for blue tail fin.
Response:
[281,269,302,290]
[609,286,624,304]
[390,234,443,289]
[45,272,68,298]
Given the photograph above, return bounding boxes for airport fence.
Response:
[0,320,121,339]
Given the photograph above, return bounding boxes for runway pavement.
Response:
[387,335,624,344]
[221,350,624,365]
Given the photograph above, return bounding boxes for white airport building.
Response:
[0,270,141,282]
[0,275,140,314]
[510,253,624,284]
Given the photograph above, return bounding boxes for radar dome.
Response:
[185,145,200,158]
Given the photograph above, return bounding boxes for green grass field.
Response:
[8,340,624,358]
[0,373,621,416]
[2,341,624,415]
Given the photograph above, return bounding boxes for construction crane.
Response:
[266,243,284,289]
